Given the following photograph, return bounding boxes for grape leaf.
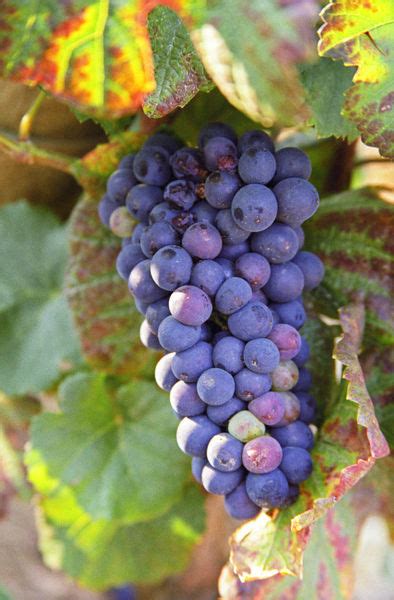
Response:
[143,6,211,118]
[304,187,394,347]
[192,0,318,127]
[27,457,205,589]
[318,1,394,158]
[0,1,203,118]
[65,195,155,376]
[229,303,389,582]
[300,58,359,140]
[28,372,192,523]
[0,201,81,395]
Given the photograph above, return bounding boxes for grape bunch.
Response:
[98,123,324,520]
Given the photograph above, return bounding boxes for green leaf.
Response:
[192,0,317,127]
[304,187,394,347]
[319,1,394,158]
[143,6,211,119]
[65,195,155,376]
[229,304,389,581]
[28,372,192,523]
[0,587,13,600]
[0,201,81,395]
[300,58,359,140]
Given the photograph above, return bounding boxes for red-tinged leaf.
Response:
[229,303,389,583]
[65,196,156,377]
[0,1,203,118]
[318,1,394,157]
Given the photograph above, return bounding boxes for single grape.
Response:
[191,457,206,484]
[248,392,286,426]
[155,353,177,391]
[109,206,135,238]
[116,244,145,281]
[274,178,319,226]
[271,360,299,391]
[216,257,235,279]
[215,209,251,245]
[182,222,223,259]
[170,210,195,234]
[149,201,179,225]
[191,200,217,224]
[158,316,201,352]
[107,169,137,203]
[205,170,241,211]
[200,322,213,342]
[231,184,277,232]
[297,392,317,423]
[215,277,253,315]
[238,130,275,154]
[270,420,314,450]
[246,469,289,508]
[140,222,178,257]
[242,435,283,474]
[228,301,273,341]
[234,369,272,401]
[207,433,244,472]
[128,259,167,303]
[251,289,268,304]
[293,337,310,367]
[134,297,150,315]
[263,262,304,302]
[269,299,306,330]
[131,222,146,244]
[163,179,197,210]
[170,147,207,181]
[243,338,280,374]
[292,367,312,392]
[201,464,244,495]
[145,297,170,334]
[191,260,226,296]
[139,320,162,351]
[235,252,271,291]
[150,245,193,291]
[118,153,136,169]
[171,341,213,382]
[176,415,220,457]
[280,483,300,508]
[238,148,276,185]
[169,285,212,326]
[197,368,235,406]
[224,482,260,520]
[293,226,305,249]
[267,324,301,360]
[273,147,311,182]
[170,381,206,417]
[272,391,300,427]
[213,336,245,375]
[207,397,246,426]
[133,146,171,186]
[250,223,299,264]
[219,241,250,261]
[293,251,325,290]
[98,194,121,226]
[126,184,163,223]
[198,122,237,148]
[203,136,238,171]
[228,410,266,442]
[143,131,183,155]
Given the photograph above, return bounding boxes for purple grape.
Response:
[128,259,167,303]
[293,251,325,290]
[216,257,235,279]
[273,147,311,182]
[242,435,283,474]
[213,336,245,375]
[145,297,170,334]
[176,415,220,457]
[107,169,137,203]
[171,341,213,382]
[191,200,217,224]
[197,367,235,406]
[271,360,299,391]
[234,369,272,401]
[224,482,260,520]
[272,391,300,427]
[139,320,162,351]
[293,226,305,249]
[207,397,246,426]
[191,457,206,484]
[203,136,238,171]
[149,201,179,225]
[126,184,163,223]
[118,153,136,169]
[98,194,120,226]
[281,483,300,508]
[131,222,146,244]
[228,301,273,341]
[134,297,150,315]
[201,464,244,495]
[150,245,193,291]
[267,324,301,360]
[249,392,286,426]
[270,420,314,450]
[269,300,306,330]
[163,179,197,210]
[250,223,299,264]
[238,148,276,185]
[205,170,241,209]
[243,338,280,374]
[238,130,275,154]
[251,289,268,304]
[292,367,312,392]
[215,209,250,245]
[293,337,310,367]
[182,222,222,259]
[140,222,178,257]
[273,178,319,226]
[191,260,226,296]
[170,147,207,181]
[133,146,171,186]
[169,285,212,326]
[215,277,253,315]
[198,122,237,148]
[207,433,244,472]
[297,392,317,423]
[170,381,206,417]
[155,353,177,391]
[116,244,145,281]
[158,316,200,352]
[228,410,266,442]
[235,252,271,291]
[231,184,277,232]
[170,210,195,234]
[246,469,289,508]
[143,131,183,155]
[219,241,250,261]
[263,262,304,302]
[199,322,213,342]
[280,446,313,484]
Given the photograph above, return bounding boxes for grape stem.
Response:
[18,90,46,141]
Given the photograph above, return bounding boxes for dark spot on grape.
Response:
[139,161,148,177]
[234,207,244,220]
[210,171,221,183]
[162,248,176,259]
